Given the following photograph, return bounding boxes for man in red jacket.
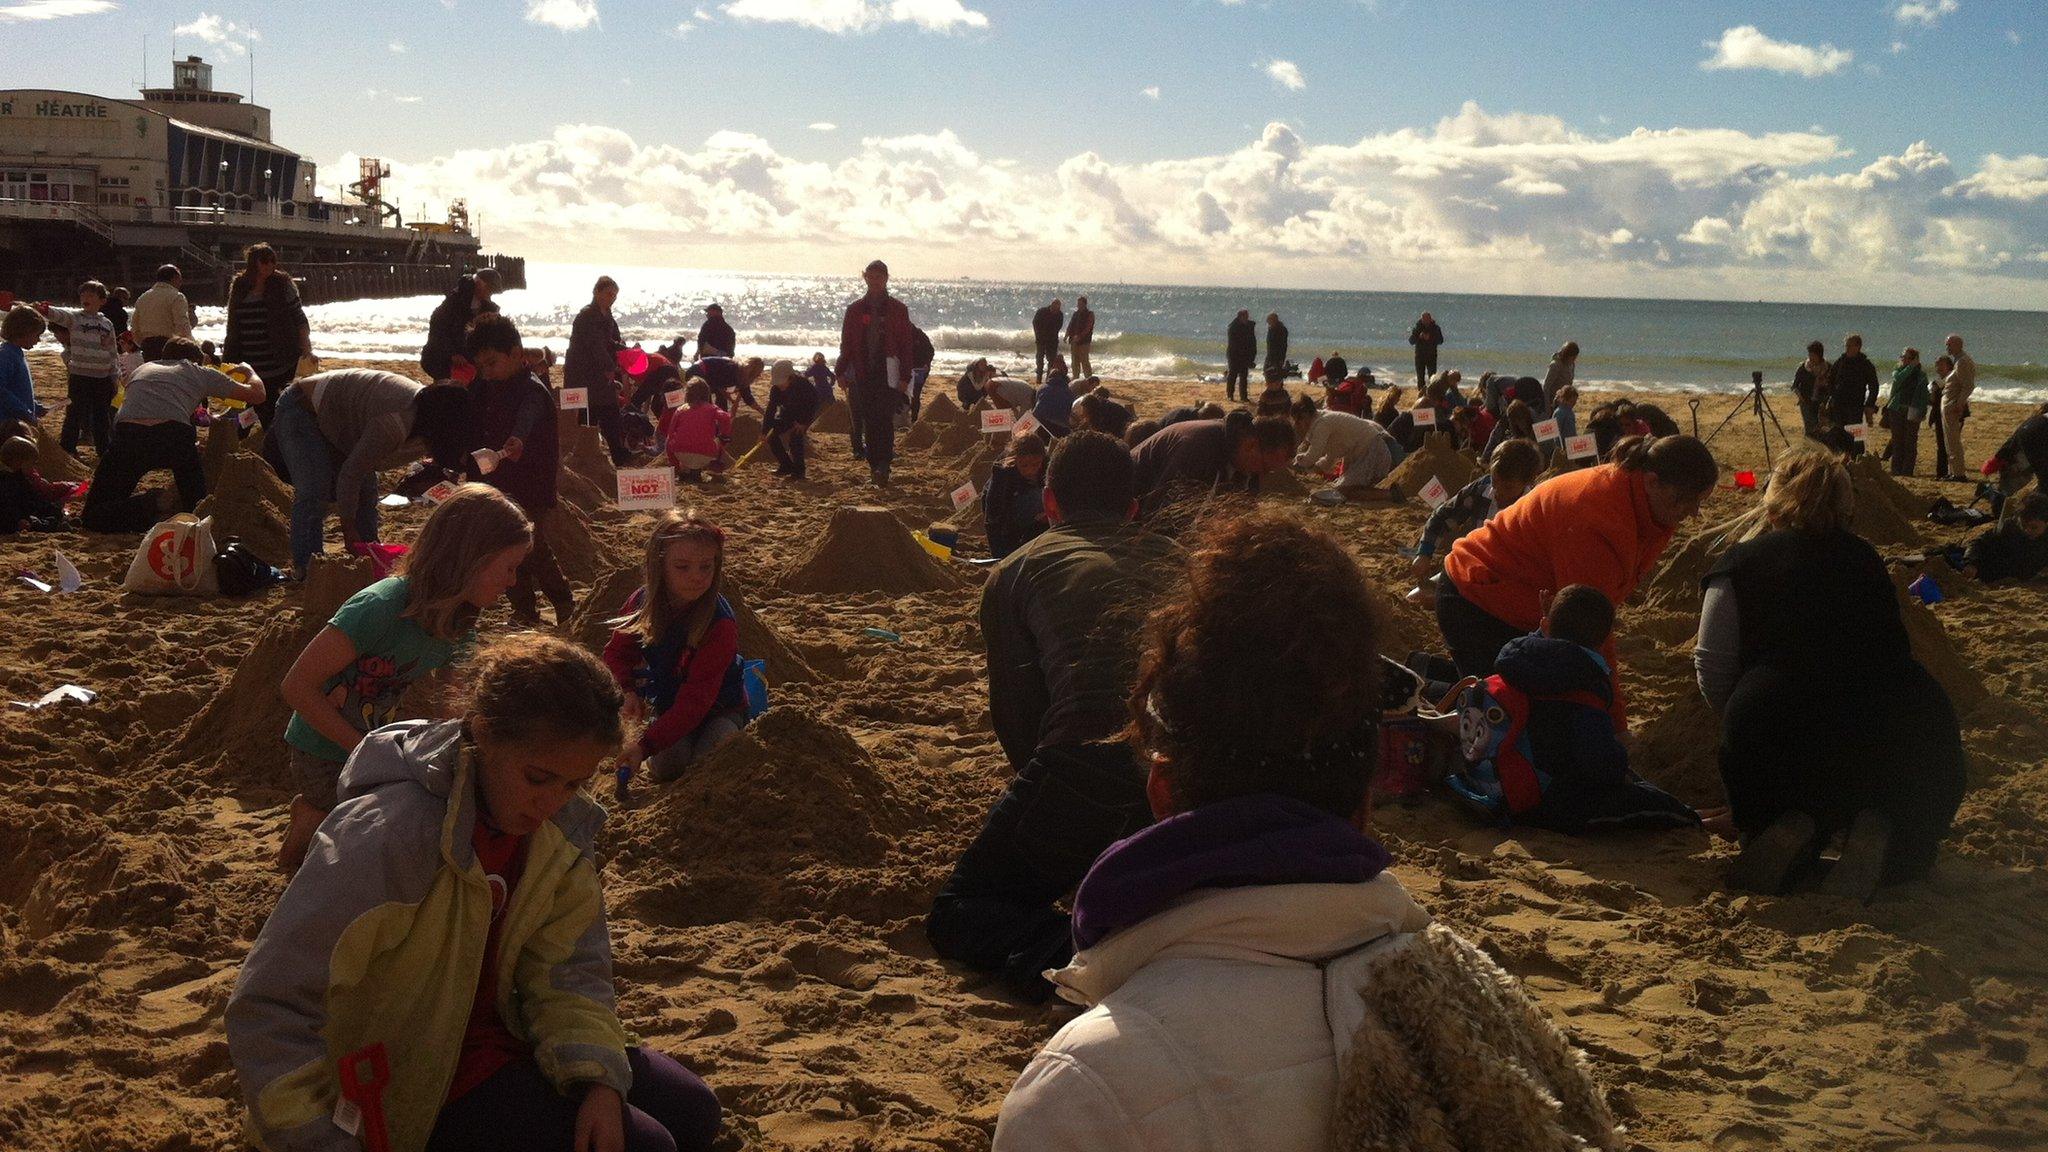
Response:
[836,259,915,487]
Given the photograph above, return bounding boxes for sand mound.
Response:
[959,441,1001,489]
[1847,454,1933,521]
[1262,466,1308,498]
[200,420,243,491]
[932,420,982,457]
[729,412,762,458]
[569,567,818,686]
[542,501,611,585]
[1643,519,1767,613]
[32,424,90,483]
[903,421,937,451]
[194,452,293,566]
[1632,691,1727,807]
[1896,582,1987,714]
[168,611,318,796]
[301,552,377,619]
[777,505,960,595]
[560,422,617,493]
[1387,432,1478,496]
[608,707,910,923]
[0,801,195,940]
[558,466,612,515]
[919,393,970,427]
[812,399,851,435]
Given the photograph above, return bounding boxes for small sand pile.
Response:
[1632,691,1727,807]
[903,420,938,451]
[1262,466,1308,498]
[1896,583,1987,714]
[0,801,195,940]
[729,412,762,458]
[568,567,818,686]
[812,399,852,435]
[169,611,317,795]
[1387,433,1478,497]
[932,420,983,457]
[542,502,612,585]
[959,441,1002,489]
[32,425,90,483]
[777,505,959,594]
[1846,463,1924,547]
[609,707,910,924]
[568,565,642,654]
[302,552,377,619]
[194,452,293,566]
[905,395,972,452]
[1847,455,1933,521]
[919,393,970,427]
[200,420,243,490]
[560,422,617,493]
[558,466,612,515]
[1643,519,1768,612]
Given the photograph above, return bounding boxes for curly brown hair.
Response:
[464,633,624,750]
[1127,511,1383,819]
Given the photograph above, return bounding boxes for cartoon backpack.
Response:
[1447,674,1605,819]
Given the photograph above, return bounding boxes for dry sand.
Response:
[3,348,2046,1150]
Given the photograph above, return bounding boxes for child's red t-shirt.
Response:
[445,818,529,1102]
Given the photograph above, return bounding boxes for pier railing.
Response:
[0,196,476,246]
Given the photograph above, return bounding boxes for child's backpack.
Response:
[1448,674,1606,819]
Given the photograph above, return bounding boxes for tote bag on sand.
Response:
[123,514,221,595]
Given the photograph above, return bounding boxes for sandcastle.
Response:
[777,505,960,594]
[1386,432,1479,497]
[193,451,294,567]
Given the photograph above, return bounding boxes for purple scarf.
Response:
[1070,793,1393,951]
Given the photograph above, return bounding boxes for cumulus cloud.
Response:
[1700,25,1851,77]
[0,0,117,20]
[173,12,259,54]
[1264,60,1306,90]
[721,0,988,34]
[351,105,2048,305]
[808,122,837,131]
[1894,0,1958,27]
[526,0,598,31]
[1140,85,1161,100]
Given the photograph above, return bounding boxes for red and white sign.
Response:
[1410,406,1437,428]
[237,407,259,430]
[1533,417,1561,441]
[980,408,1015,433]
[1846,423,1868,443]
[560,387,589,411]
[1013,411,1042,437]
[665,389,687,409]
[1565,433,1599,460]
[950,481,978,511]
[616,467,677,512]
[1418,477,1450,509]
[421,481,459,507]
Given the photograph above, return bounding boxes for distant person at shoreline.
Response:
[910,323,936,419]
[805,352,836,405]
[1224,309,1257,403]
[1263,312,1289,384]
[1938,333,1976,482]
[1067,296,1095,379]
[929,431,1175,998]
[1696,452,1965,900]
[1879,346,1930,477]
[1542,341,1579,409]
[233,632,722,1152]
[1032,298,1064,383]
[567,276,629,463]
[1792,341,1829,442]
[1825,334,1879,457]
[1408,310,1443,389]
[131,264,194,362]
[836,259,915,487]
[1131,410,1294,518]
[697,302,736,360]
[81,337,265,533]
[420,268,501,382]
[222,243,312,432]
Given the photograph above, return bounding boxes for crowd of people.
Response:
[2,248,2038,1150]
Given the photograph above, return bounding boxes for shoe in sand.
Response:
[1729,810,1819,894]
[1820,809,1893,903]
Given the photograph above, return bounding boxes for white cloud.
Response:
[808,122,837,132]
[174,12,260,55]
[1264,60,1305,90]
[0,0,116,21]
[352,107,2048,306]
[1700,25,1851,77]
[721,0,987,34]
[525,0,599,31]
[1140,85,1161,100]
[389,40,407,53]
[1894,0,1958,27]
[1890,40,1907,54]
[2007,29,2021,45]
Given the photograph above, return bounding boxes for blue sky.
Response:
[5,0,2046,306]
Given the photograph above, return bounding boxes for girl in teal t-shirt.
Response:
[276,484,532,872]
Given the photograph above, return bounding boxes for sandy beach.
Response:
[2,347,2045,1151]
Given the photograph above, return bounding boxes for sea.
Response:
[197,262,2048,403]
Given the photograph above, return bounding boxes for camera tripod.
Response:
[1704,374,1793,468]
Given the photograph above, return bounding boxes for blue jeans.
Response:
[273,385,379,571]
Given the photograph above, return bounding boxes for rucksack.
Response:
[1448,674,1606,818]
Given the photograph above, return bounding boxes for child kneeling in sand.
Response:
[1448,585,1697,833]
[657,380,731,482]
[993,513,1620,1151]
[1405,438,1544,602]
[606,511,750,801]
[227,633,721,1152]
[1950,491,2048,583]
[276,485,533,873]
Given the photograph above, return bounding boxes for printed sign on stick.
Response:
[421,481,459,507]
[950,481,978,511]
[560,387,589,411]
[1410,406,1437,428]
[1846,423,1868,443]
[980,408,1015,434]
[1418,477,1449,509]
[616,468,677,512]
[1565,433,1599,461]
[1533,418,1561,441]
[1013,411,1042,437]
[665,389,687,410]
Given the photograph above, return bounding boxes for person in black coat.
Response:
[760,360,819,480]
[1032,300,1063,383]
[1224,310,1257,403]
[1262,313,1289,385]
[1408,312,1444,389]
[420,270,501,381]
[697,303,737,360]
[1694,452,1966,899]
[983,434,1049,559]
[1825,335,1881,457]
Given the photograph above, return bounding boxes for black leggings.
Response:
[1434,577,1527,677]
[60,374,115,455]
[765,425,808,477]
[81,420,203,532]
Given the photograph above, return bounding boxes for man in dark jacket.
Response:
[420,269,501,381]
[928,431,1178,999]
[565,276,628,463]
[1130,410,1293,517]
[836,259,915,486]
[1409,312,1444,388]
[463,313,572,626]
[1032,299,1063,383]
[1828,334,1881,457]
[1066,296,1095,379]
[1263,312,1289,385]
[696,303,736,360]
[910,324,936,418]
[1225,309,1257,402]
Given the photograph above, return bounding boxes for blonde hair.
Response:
[624,508,727,647]
[399,484,533,641]
[1762,450,1853,534]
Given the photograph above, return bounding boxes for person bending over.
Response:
[1287,395,1405,506]
[1407,438,1542,594]
[1129,410,1295,518]
[928,431,1179,999]
[659,380,733,482]
[983,433,1050,560]
[1952,491,2048,583]
[81,338,265,533]
[761,359,818,480]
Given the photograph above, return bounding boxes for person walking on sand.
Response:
[1224,309,1257,403]
[1408,311,1444,389]
[697,302,736,360]
[1938,333,1976,481]
[567,276,630,464]
[1067,296,1095,380]
[130,264,194,362]
[1792,340,1829,442]
[1263,312,1289,385]
[837,259,915,487]
[1033,299,1064,384]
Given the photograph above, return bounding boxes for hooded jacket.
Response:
[226,721,627,1152]
[420,278,498,379]
[1494,633,1628,791]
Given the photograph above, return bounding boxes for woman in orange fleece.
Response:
[1438,434,1718,732]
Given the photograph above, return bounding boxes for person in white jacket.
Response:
[994,512,1622,1152]
[1289,395,1406,506]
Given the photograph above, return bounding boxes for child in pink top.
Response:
[657,379,732,480]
